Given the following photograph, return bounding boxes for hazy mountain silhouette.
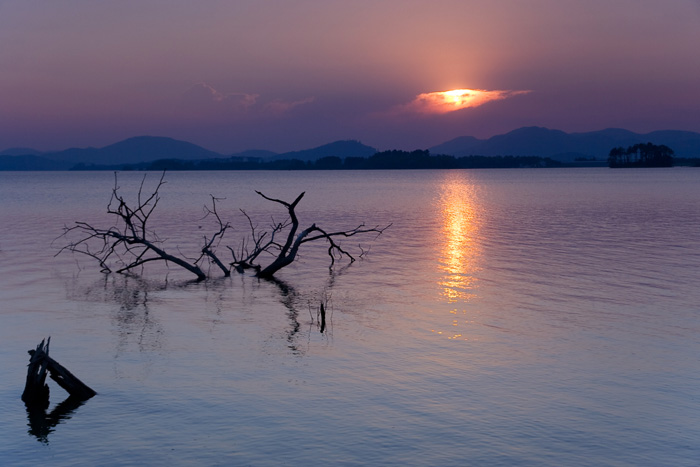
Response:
[271,140,377,162]
[42,136,224,165]
[0,147,43,156]
[430,127,700,161]
[228,149,278,160]
[3,128,700,170]
[426,136,481,156]
[0,137,377,169]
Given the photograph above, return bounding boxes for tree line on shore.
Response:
[72,150,563,171]
[68,144,699,171]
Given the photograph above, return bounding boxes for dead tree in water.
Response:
[58,172,229,281]
[229,191,390,279]
[59,172,389,281]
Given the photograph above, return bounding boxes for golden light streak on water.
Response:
[433,174,483,340]
[437,175,482,303]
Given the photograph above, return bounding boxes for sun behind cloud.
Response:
[395,88,530,115]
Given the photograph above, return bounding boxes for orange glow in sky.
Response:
[398,88,530,115]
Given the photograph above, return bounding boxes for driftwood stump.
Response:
[21,337,96,405]
[320,302,327,334]
[21,339,51,407]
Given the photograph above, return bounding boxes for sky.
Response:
[1,0,699,153]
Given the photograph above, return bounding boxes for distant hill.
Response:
[228,149,278,160]
[41,136,224,166]
[0,147,43,156]
[430,127,700,161]
[0,137,375,170]
[272,140,377,162]
[428,136,481,156]
[3,128,700,170]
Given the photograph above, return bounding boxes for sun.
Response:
[443,89,477,106]
[395,88,530,115]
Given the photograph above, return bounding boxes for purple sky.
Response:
[1,0,699,153]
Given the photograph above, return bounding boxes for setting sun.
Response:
[394,88,530,115]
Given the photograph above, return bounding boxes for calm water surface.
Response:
[0,169,698,466]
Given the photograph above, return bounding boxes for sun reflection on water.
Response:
[438,176,482,302]
[432,174,483,340]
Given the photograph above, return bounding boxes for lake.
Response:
[1,168,699,466]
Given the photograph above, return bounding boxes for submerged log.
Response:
[21,337,96,404]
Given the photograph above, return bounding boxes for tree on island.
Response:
[608,143,674,168]
[57,172,389,281]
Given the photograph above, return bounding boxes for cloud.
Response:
[180,82,313,118]
[263,97,315,116]
[181,82,258,111]
[390,88,531,116]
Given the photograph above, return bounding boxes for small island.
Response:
[608,143,674,168]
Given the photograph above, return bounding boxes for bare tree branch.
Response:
[57,172,208,281]
[235,191,390,279]
[57,174,389,282]
[198,195,231,276]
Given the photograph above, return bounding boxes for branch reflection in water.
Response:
[267,270,337,354]
[67,273,165,356]
[65,268,336,359]
[26,396,86,444]
[435,173,483,339]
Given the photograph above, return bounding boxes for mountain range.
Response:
[2,127,700,170]
[429,127,700,161]
[0,138,377,170]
